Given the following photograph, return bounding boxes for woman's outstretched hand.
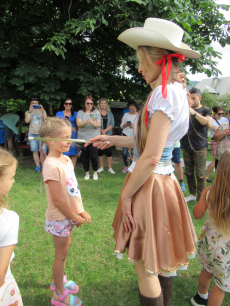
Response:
[121,194,136,232]
[85,135,113,150]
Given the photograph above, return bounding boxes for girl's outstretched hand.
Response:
[80,211,91,224]
[85,135,113,150]
[121,194,136,233]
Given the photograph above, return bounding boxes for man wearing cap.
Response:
[25,97,47,172]
[181,88,213,203]
[0,113,20,152]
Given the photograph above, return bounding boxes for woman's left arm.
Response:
[121,111,171,230]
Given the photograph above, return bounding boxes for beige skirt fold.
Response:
[112,172,197,274]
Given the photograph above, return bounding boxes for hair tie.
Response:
[144,53,185,125]
[156,53,185,98]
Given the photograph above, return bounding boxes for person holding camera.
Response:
[25,97,47,172]
[77,95,101,180]
[120,102,138,173]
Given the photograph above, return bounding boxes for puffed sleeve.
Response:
[147,84,185,122]
[0,211,19,247]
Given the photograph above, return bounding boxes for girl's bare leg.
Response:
[208,283,225,306]
[52,233,80,304]
[135,262,161,298]
[198,270,213,294]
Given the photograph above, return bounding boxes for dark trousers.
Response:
[81,144,98,172]
[183,147,207,201]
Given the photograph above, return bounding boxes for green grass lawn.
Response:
[9,150,230,305]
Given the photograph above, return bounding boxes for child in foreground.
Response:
[191,149,230,306]
[40,117,91,306]
[0,149,23,305]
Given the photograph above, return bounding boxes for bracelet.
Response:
[193,111,197,117]
[71,215,80,225]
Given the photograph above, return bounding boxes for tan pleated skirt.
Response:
[112,172,198,275]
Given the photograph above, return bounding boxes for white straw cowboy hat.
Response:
[118,18,200,59]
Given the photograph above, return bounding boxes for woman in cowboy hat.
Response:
[87,18,200,306]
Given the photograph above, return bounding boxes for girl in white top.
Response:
[120,102,138,173]
[87,18,200,306]
[0,149,23,306]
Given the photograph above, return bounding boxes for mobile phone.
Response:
[32,105,40,109]
[65,116,70,120]
[127,121,131,124]
[90,113,95,121]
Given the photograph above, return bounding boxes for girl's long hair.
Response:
[208,149,230,236]
[0,149,18,213]
[136,46,185,155]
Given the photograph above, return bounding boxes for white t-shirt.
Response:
[0,209,19,278]
[120,113,138,137]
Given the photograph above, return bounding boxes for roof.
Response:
[195,77,230,96]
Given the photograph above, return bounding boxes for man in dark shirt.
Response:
[181,88,213,202]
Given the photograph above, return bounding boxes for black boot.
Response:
[158,276,173,306]
[139,290,163,306]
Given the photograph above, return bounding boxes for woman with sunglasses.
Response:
[205,106,228,182]
[56,98,80,167]
[77,96,101,180]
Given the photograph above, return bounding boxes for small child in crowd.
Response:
[191,149,230,306]
[40,117,91,306]
[0,149,23,305]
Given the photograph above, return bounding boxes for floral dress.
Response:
[198,191,230,292]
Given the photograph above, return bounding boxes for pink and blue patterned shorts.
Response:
[45,218,75,237]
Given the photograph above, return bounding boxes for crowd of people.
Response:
[1,17,230,306]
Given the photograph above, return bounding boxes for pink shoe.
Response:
[51,289,82,306]
[122,166,129,173]
[50,275,79,294]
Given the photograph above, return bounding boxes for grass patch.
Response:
[9,151,230,305]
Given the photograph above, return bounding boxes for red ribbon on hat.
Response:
[144,53,185,125]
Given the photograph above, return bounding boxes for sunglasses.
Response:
[31,97,38,101]
[218,113,224,115]
[86,102,93,105]
[64,103,72,105]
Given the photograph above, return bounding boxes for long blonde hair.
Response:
[208,149,230,236]
[0,149,18,213]
[39,117,72,142]
[136,46,185,155]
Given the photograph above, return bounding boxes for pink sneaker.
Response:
[122,166,129,173]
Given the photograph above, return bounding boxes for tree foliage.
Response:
[0,0,229,109]
[201,91,230,110]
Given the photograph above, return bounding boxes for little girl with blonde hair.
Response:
[0,148,23,305]
[191,149,230,306]
[40,117,91,306]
